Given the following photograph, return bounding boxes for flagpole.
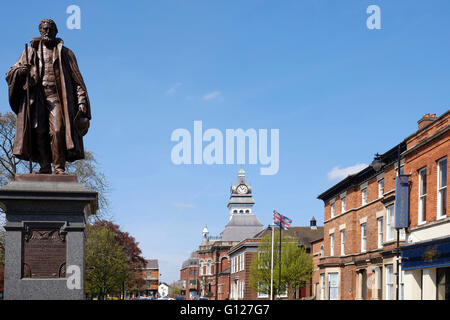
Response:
[270,224,274,300]
[278,222,282,300]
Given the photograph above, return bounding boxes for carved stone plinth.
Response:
[0,174,97,300]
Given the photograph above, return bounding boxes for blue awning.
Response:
[401,236,450,271]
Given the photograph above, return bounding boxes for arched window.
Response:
[239,210,244,213]
[320,245,324,257]
[233,210,237,213]
[245,210,250,213]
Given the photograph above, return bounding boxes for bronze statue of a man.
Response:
[5,19,91,174]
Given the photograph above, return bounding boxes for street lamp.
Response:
[370,153,385,172]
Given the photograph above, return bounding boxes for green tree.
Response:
[249,232,314,299]
[85,226,128,300]
[170,282,182,296]
[91,220,146,296]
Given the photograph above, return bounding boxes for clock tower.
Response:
[227,168,255,220]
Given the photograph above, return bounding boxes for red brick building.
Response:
[183,169,264,300]
[180,251,200,299]
[400,112,449,300]
[140,259,159,297]
[317,111,449,300]
[198,234,236,300]
[311,236,324,299]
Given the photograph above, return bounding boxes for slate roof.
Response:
[219,214,264,242]
[181,251,199,269]
[145,259,159,269]
[253,226,324,249]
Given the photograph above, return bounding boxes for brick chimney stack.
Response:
[417,113,437,130]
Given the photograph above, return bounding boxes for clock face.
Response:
[237,184,248,194]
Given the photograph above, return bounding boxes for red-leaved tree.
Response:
[91,220,147,293]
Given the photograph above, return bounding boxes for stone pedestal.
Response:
[0,174,97,300]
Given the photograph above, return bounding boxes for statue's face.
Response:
[39,22,57,43]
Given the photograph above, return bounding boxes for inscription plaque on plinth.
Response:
[22,229,66,278]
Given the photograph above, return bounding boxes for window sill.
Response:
[436,215,447,221]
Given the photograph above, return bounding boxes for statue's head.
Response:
[39,19,58,44]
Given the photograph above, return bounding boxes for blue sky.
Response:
[1,1,449,283]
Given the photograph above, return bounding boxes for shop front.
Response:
[401,236,450,300]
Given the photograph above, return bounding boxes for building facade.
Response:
[400,112,449,300]
[180,251,200,299]
[142,259,159,297]
[311,236,324,299]
[184,169,264,300]
[317,111,449,300]
[228,219,323,300]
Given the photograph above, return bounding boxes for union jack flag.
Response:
[273,209,292,230]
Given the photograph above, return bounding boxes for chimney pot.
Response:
[418,113,437,130]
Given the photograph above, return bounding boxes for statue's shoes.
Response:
[36,169,52,174]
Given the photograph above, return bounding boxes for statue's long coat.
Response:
[5,37,91,163]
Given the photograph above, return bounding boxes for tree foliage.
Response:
[249,232,314,299]
[0,113,37,184]
[85,226,128,299]
[66,151,111,220]
[0,112,111,219]
[91,220,147,293]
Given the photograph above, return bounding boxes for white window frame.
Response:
[437,158,447,219]
[378,179,384,198]
[340,229,345,256]
[232,257,235,273]
[377,217,384,248]
[328,273,339,300]
[330,233,334,256]
[386,264,394,300]
[277,284,288,298]
[257,282,269,298]
[257,251,268,270]
[362,188,368,205]
[237,255,240,272]
[386,205,395,241]
[320,274,325,300]
[341,196,346,213]
[361,223,367,252]
[418,167,427,224]
[331,202,335,218]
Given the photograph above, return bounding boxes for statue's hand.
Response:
[78,104,87,114]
